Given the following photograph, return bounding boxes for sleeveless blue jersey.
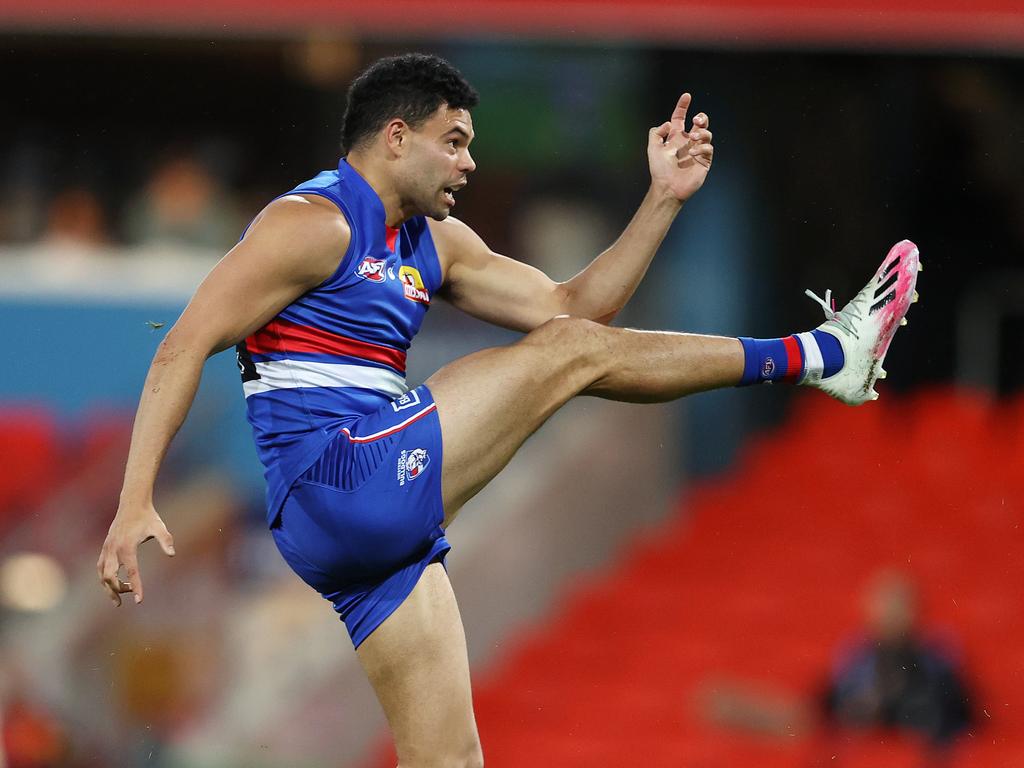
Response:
[236,159,444,525]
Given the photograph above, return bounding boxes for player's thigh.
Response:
[356,562,481,767]
[426,316,605,514]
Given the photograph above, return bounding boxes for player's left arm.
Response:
[433,93,713,332]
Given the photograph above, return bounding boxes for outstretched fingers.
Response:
[666,94,711,148]
[649,95,715,200]
[670,93,692,134]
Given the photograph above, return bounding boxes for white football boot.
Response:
[800,240,920,405]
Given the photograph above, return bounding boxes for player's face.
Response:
[402,105,476,220]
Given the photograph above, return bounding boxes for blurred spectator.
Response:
[123,151,243,251]
[516,196,611,280]
[41,188,108,250]
[700,570,973,763]
[822,571,973,747]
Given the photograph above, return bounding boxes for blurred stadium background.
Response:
[1,1,1022,766]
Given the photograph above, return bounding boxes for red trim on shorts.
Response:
[340,403,437,444]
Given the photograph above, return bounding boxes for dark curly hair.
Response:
[341,54,479,154]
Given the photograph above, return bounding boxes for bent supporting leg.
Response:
[356,563,484,768]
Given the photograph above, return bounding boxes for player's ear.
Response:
[384,119,408,157]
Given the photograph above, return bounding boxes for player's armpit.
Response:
[428,217,569,333]
[170,194,351,356]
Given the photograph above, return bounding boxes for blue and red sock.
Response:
[737,329,844,386]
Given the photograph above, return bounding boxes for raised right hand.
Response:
[97,505,175,606]
[647,92,714,203]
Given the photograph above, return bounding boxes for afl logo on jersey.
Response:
[356,256,388,283]
[399,266,430,304]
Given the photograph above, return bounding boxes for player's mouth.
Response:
[443,181,466,208]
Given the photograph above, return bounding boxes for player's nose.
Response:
[460,150,476,174]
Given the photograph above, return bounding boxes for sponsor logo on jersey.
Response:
[762,357,776,377]
[235,343,261,382]
[399,266,430,304]
[392,390,422,412]
[397,447,430,486]
[356,256,388,283]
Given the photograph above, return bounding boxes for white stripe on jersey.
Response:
[796,331,824,385]
[243,359,407,398]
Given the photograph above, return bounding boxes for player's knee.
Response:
[523,316,611,387]
[459,741,485,768]
[398,738,483,768]
[525,315,606,361]
[444,734,484,768]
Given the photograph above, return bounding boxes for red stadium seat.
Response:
[0,408,58,530]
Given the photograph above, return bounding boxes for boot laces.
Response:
[804,288,862,340]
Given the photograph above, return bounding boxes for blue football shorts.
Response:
[270,384,449,648]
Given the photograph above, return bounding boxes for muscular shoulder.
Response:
[242,193,352,286]
[426,217,491,280]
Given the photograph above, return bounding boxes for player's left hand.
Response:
[97,504,175,607]
[647,93,713,203]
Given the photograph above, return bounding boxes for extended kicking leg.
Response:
[428,320,743,516]
[430,240,920,517]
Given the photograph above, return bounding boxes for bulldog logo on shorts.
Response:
[397,448,430,486]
